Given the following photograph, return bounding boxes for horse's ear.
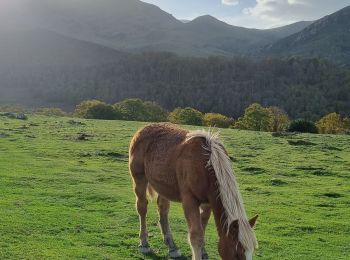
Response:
[249,215,258,228]
[229,219,239,237]
[231,219,239,228]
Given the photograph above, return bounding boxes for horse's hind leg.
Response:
[132,173,151,254]
[157,196,182,258]
[200,204,211,260]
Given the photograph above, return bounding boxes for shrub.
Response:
[75,100,120,120]
[316,112,349,134]
[288,119,318,133]
[168,107,204,126]
[268,107,290,132]
[113,99,167,122]
[204,113,233,128]
[234,103,273,132]
[75,100,103,118]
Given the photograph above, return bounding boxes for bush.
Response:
[113,99,167,122]
[0,105,30,113]
[316,112,349,134]
[234,103,273,132]
[168,107,204,126]
[75,100,103,118]
[288,119,318,133]
[75,100,120,120]
[35,108,67,117]
[204,113,233,128]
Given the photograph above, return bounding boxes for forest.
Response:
[2,53,349,121]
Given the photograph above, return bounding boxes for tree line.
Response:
[4,53,350,121]
[75,98,350,135]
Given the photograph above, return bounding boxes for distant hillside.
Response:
[263,6,350,65]
[0,28,126,106]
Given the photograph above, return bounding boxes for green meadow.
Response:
[0,115,349,259]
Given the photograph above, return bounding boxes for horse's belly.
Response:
[151,182,181,202]
[146,168,181,202]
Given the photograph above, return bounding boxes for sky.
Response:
[141,0,350,29]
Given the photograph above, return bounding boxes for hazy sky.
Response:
[141,0,350,29]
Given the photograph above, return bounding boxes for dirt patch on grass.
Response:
[245,186,272,195]
[295,166,334,177]
[320,145,342,151]
[322,192,343,198]
[0,132,9,138]
[270,178,288,186]
[316,203,336,208]
[296,166,324,171]
[80,150,128,159]
[311,170,335,176]
[272,132,298,137]
[242,167,265,175]
[288,140,315,146]
[77,133,93,141]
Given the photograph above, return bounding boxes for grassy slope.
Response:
[0,115,349,259]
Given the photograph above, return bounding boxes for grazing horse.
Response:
[129,123,258,260]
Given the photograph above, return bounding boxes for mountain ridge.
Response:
[0,0,318,57]
[263,6,350,64]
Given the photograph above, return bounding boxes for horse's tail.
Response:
[147,184,157,200]
[186,130,258,253]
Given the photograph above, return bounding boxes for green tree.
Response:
[142,101,168,122]
[234,103,273,132]
[204,113,233,128]
[168,107,204,126]
[288,119,318,133]
[114,99,167,122]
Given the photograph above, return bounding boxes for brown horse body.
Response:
[129,123,257,260]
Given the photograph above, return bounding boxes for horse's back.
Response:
[129,123,211,202]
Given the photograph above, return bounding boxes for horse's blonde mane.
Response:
[186,130,258,254]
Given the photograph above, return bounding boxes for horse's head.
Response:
[218,215,258,260]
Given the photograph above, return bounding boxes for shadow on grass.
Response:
[142,251,190,260]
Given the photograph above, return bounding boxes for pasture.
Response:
[0,115,349,259]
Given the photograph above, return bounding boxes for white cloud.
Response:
[223,0,350,29]
[222,0,239,6]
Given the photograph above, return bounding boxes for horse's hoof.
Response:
[169,248,182,258]
[201,248,209,260]
[139,245,152,254]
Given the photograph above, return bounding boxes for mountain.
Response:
[0,0,311,57]
[263,6,350,65]
[0,0,181,49]
[266,21,313,38]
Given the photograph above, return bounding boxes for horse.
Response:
[129,123,258,260]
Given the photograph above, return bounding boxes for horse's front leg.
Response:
[157,196,182,258]
[182,194,204,260]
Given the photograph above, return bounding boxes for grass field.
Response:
[0,115,349,259]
